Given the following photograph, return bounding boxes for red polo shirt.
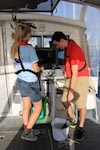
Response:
[64,40,89,78]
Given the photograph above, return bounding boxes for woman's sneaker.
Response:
[74,126,84,142]
[31,129,40,135]
[21,132,38,142]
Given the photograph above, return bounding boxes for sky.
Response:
[53,1,100,77]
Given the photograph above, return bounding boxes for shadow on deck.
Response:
[0,117,67,150]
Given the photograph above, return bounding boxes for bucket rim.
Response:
[51,117,67,127]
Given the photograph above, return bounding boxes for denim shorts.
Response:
[16,78,42,102]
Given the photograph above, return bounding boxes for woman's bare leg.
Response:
[24,100,42,134]
[21,97,32,130]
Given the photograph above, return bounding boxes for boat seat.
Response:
[74,91,99,121]
[86,91,99,120]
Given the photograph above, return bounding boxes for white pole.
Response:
[63,1,66,17]
[73,3,75,19]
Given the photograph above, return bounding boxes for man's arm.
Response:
[68,64,78,102]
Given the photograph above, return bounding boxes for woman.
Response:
[11,24,44,141]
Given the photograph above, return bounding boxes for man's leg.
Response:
[74,108,87,142]
[78,108,87,128]
[62,101,75,121]
[62,101,77,130]
[61,79,75,121]
[74,77,89,141]
[61,79,77,128]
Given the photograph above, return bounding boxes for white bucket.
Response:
[51,117,69,141]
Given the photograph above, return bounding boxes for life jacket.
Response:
[64,40,86,78]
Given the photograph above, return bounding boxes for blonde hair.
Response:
[11,24,31,58]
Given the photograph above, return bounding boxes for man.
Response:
[52,31,89,141]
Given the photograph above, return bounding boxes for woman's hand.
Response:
[32,63,44,72]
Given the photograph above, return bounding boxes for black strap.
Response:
[15,46,38,76]
[15,69,38,75]
[18,46,24,69]
[78,62,86,72]
[65,55,86,72]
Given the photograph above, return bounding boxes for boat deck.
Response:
[0,97,100,150]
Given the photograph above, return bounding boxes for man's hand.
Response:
[67,90,74,102]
